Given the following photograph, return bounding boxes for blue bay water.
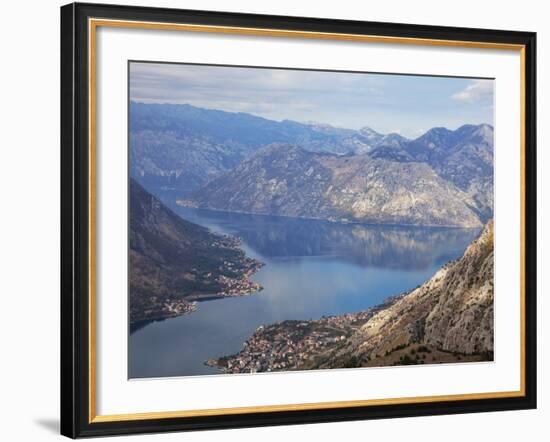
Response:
[129,207,479,378]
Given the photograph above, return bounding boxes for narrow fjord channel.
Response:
[129,205,479,378]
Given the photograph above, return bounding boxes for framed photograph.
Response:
[60,2,536,438]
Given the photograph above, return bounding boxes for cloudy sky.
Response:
[130,62,494,139]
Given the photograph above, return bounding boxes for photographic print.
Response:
[61,6,536,436]
[128,62,495,379]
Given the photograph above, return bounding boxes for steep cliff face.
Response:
[319,153,482,227]
[370,124,494,222]
[189,144,483,227]
[423,220,494,353]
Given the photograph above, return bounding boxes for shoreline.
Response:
[205,286,492,373]
[176,200,483,230]
[206,221,494,374]
[130,258,265,332]
[204,293,406,373]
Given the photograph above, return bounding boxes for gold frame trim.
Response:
[88,18,527,424]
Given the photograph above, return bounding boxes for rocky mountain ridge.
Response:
[130,102,387,193]
[188,143,485,227]
[130,102,493,218]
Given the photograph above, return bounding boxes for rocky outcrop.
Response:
[370,124,494,222]
[423,220,494,353]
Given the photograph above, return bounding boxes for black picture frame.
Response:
[61,2,537,438]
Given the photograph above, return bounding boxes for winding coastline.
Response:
[129,179,265,328]
[206,221,494,374]
[129,205,483,378]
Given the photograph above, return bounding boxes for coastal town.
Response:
[130,181,265,325]
[162,298,197,317]
[204,283,490,374]
[205,296,403,374]
[186,235,264,301]
[131,239,263,327]
[215,268,263,297]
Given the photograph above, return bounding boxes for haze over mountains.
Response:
[130,101,493,227]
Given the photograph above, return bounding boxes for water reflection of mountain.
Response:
[174,207,480,271]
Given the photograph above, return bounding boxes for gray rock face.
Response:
[190,144,484,227]
[320,154,482,227]
[423,220,494,353]
[130,130,248,194]
[190,144,332,219]
[370,124,494,221]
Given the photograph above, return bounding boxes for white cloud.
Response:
[451,80,494,103]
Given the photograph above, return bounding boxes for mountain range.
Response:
[131,102,493,227]
[188,143,488,227]
[130,101,414,191]
[131,102,369,193]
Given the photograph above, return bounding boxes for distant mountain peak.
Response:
[380,132,409,143]
[417,126,454,140]
[453,123,494,146]
[472,123,494,138]
[358,126,383,137]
